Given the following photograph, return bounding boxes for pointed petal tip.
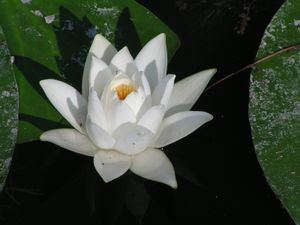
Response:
[39,79,54,88]
[119,46,129,52]
[101,175,119,183]
[156,33,166,41]
[169,74,176,80]
[102,177,112,183]
[93,33,106,42]
[40,132,47,141]
[130,148,177,189]
[90,54,98,61]
[199,68,217,79]
[93,150,131,183]
[169,179,178,189]
[207,68,217,75]
[206,112,214,121]
[39,129,98,156]
[39,80,45,87]
[152,33,166,46]
[209,67,217,72]
[197,68,217,84]
[146,33,166,47]
[39,79,68,92]
[40,130,56,142]
[154,111,214,148]
[165,68,217,115]
[89,33,117,64]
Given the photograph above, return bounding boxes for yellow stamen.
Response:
[115,84,136,100]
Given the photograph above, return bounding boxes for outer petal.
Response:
[135,33,167,91]
[40,79,87,133]
[109,46,138,76]
[138,105,165,134]
[86,118,115,149]
[153,111,213,148]
[40,129,97,156]
[113,123,154,155]
[88,56,113,97]
[82,34,117,98]
[166,69,217,117]
[88,89,108,131]
[89,34,117,63]
[152,74,175,107]
[130,148,177,188]
[94,150,131,182]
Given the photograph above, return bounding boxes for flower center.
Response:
[114,84,136,100]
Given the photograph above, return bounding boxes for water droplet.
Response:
[44,15,55,24]
[137,131,145,136]
[21,0,31,4]
[10,56,15,64]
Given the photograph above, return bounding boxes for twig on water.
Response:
[205,44,300,92]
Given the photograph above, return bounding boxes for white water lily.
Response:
[40,33,216,188]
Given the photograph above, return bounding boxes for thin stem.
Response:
[205,44,300,92]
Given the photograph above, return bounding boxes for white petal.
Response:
[40,79,87,133]
[135,33,167,91]
[138,105,165,134]
[152,75,175,107]
[88,89,108,131]
[166,69,217,116]
[130,148,177,188]
[109,46,138,76]
[40,129,97,156]
[130,72,153,118]
[107,96,136,133]
[82,34,117,98]
[123,87,146,116]
[132,71,151,96]
[154,111,213,148]
[135,95,152,121]
[86,119,115,149]
[89,56,113,97]
[113,123,154,155]
[89,34,117,63]
[94,150,131,182]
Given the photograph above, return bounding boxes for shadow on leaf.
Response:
[53,6,95,90]
[19,114,64,132]
[115,7,141,57]
[14,55,59,98]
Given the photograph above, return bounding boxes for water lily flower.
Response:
[40,33,216,188]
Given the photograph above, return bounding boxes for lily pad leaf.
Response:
[0,25,18,191]
[0,0,180,143]
[249,0,300,223]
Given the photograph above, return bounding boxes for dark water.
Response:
[0,0,296,225]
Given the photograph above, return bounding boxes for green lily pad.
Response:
[0,25,18,191]
[0,0,180,143]
[249,0,300,223]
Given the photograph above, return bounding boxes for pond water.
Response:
[0,0,295,225]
